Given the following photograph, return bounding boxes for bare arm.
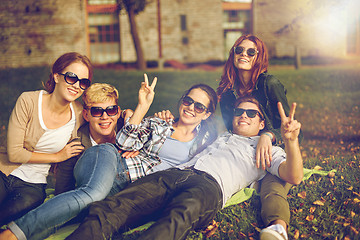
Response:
[277,102,303,185]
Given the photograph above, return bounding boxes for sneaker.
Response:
[260,224,288,240]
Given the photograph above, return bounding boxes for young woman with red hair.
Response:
[217,34,303,240]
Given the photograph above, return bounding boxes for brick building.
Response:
[88,0,224,64]
[1,0,359,68]
[0,0,88,68]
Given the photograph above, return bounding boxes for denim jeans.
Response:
[0,171,46,227]
[9,143,130,240]
[66,168,223,240]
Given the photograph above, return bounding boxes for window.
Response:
[89,23,119,43]
[180,15,187,31]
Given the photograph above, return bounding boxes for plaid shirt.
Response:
[116,117,206,182]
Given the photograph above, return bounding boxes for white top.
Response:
[11,91,76,184]
[179,132,286,207]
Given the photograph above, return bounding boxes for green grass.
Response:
[1,64,360,239]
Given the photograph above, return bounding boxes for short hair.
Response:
[82,83,119,108]
[234,96,265,120]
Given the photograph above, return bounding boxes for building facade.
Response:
[0,0,88,68]
[117,0,224,64]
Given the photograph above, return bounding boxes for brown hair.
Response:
[178,83,218,155]
[44,52,93,93]
[234,96,265,120]
[217,34,269,99]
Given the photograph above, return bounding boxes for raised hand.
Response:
[277,102,301,142]
[128,73,158,125]
[154,110,174,122]
[138,73,157,108]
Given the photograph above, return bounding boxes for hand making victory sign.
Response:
[278,102,301,142]
[129,73,158,125]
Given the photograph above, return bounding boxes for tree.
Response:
[117,0,148,70]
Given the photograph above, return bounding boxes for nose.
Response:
[239,111,248,118]
[73,80,81,89]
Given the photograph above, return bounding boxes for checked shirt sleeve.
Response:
[116,117,174,181]
[116,117,153,151]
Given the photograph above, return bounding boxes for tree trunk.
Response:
[127,7,146,70]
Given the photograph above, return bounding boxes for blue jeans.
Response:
[9,143,129,240]
[66,168,223,240]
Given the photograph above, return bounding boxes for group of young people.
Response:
[0,34,303,240]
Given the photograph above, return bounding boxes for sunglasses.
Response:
[181,96,208,114]
[234,46,259,57]
[233,108,263,119]
[59,72,91,90]
[88,105,119,117]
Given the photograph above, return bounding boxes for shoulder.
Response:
[260,73,283,87]
[17,90,41,102]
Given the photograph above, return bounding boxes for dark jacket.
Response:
[219,72,303,148]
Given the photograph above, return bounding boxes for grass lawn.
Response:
[0,64,360,239]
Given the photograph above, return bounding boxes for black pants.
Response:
[0,171,46,226]
[66,168,223,240]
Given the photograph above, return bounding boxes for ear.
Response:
[83,108,90,122]
[259,119,265,131]
[54,73,60,84]
[114,106,121,120]
[201,111,212,121]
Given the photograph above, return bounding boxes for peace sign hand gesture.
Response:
[138,73,157,108]
[278,102,301,142]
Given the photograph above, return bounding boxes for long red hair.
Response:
[217,34,269,99]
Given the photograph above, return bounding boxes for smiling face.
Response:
[83,99,120,144]
[232,101,265,137]
[233,39,258,71]
[178,88,212,127]
[54,62,89,102]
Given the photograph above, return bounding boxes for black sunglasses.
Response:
[234,46,259,57]
[181,96,208,114]
[234,108,263,119]
[88,105,119,117]
[59,72,91,90]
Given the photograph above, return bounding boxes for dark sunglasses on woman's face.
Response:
[89,105,119,117]
[234,46,259,57]
[59,72,91,90]
[233,108,263,119]
[181,96,208,114]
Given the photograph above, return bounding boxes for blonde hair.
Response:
[82,83,119,107]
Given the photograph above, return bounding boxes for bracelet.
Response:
[262,132,273,142]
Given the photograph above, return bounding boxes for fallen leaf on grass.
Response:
[298,191,306,199]
[294,229,300,239]
[351,211,355,218]
[354,198,360,203]
[313,200,325,206]
[350,226,359,235]
[309,207,316,213]
[347,186,354,191]
[353,192,360,197]
[306,215,314,221]
[202,220,219,237]
[314,165,323,170]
